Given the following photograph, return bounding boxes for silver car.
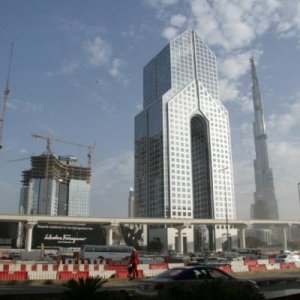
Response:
[275,253,300,263]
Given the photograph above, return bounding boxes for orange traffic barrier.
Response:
[0,271,27,280]
[58,271,89,280]
[244,259,257,267]
[3,264,9,272]
[280,262,296,269]
[218,265,232,273]
[149,263,168,270]
[21,264,27,272]
[116,269,144,278]
[268,255,276,264]
[42,264,48,271]
[249,264,266,272]
[104,264,127,271]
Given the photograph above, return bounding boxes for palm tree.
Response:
[62,276,107,300]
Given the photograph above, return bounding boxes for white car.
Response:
[275,253,300,263]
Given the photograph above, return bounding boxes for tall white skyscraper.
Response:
[135,29,236,251]
[250,57,279,220]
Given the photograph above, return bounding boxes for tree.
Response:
[62,276,107,300]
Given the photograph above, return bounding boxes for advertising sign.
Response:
[0,222,18,248]
[32,223,105,249]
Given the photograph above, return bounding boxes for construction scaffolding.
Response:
[20,153,91,216]
[21,154,91,186]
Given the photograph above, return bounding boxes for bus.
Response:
[80,245,133,260]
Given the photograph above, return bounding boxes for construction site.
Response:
[19,134,94,217]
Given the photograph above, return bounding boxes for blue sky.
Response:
[0,0,300,220]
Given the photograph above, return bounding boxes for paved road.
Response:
[1,271,300,298]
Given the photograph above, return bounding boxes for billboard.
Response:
[0,222,18,248]
[32,223,106,249]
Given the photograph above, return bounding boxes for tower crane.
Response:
[31,133,95,168]
[31,133,95,215]
[0,43,14,150]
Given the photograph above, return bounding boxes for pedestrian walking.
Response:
[127,248,139,280]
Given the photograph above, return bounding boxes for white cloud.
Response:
[219,78,239,102]
[162,14,187,40]
[170,14,187,28]
[268,99,300,136]
[84,36,112,67]
[275,1,300,41]
[83,36,127,82]
[217,50,262,111]
[188,0,284,50]
[109,58,129,86]
[162,27,178,40]
[48,60,81,76]
[109,58,122,78]
[222,21,255,49]
[145,0,178,9]
[8,100,44,113]
[219,52,252,79]
[59,60,81,75]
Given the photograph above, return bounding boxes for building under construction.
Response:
[19,153,91,217]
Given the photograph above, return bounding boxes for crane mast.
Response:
[0,43,14,149]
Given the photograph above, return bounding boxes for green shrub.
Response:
[62,276,107,300]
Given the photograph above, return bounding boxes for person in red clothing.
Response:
[128,248,139,280]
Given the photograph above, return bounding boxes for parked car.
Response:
[188,256,230,267]
[165,252,191,263]
[137,266,258,296]
[275,253,300,263]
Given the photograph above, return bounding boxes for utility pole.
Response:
[0,43,14,150]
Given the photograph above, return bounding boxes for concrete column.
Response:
[282,227,288,250]
[177,227,184,254]
[106,226,113,245]
[238,226,246,249]
[142,224,148,247]
[174,224,189,254]
[25,221,37,251]
[105,223,119,246]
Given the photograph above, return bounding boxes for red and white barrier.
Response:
[1,257,300,281]
[89,270,116,278]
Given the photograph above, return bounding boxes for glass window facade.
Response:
[135,29,236,226]
[68,179,90,216]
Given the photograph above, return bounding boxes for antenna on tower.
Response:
[0,42,14,150]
